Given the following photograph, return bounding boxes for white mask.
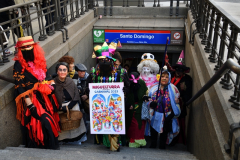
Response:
[142,66,151,76]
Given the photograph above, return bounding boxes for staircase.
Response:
[0,142,197,160]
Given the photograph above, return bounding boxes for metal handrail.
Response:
[0,0,91,65]
[186,58,240,106]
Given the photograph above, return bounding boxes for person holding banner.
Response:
[149,66,181,149]
[89,39,130,152]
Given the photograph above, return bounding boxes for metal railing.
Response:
[93,0,189,16]
[189,0,240,159]
[189,0,240,109]
[0,0,91,65]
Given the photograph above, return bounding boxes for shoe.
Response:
[2,49,13,57]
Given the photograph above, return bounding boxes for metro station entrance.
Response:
[117,49,183,74]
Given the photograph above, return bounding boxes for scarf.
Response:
[171,75,183,86]
[54,76,80,107]
[78,72,89,83]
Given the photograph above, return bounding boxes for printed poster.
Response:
[89,82,125,135]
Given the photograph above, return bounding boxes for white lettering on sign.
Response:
[120,34,154,40]
[120,34,133,38]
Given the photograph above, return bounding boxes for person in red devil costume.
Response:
[13,36,60,149]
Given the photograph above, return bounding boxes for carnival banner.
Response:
[89,82,125,134]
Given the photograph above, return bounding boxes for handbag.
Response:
[141,102,150,120]
[58,102,83,131]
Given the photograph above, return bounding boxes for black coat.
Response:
[0,0,15,23]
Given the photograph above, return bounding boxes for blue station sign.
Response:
[104,30,171,45]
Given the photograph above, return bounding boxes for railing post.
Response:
[220,26,238,90]
[176,0,179,16]
[170,0,173,16]
[69,0,75,22]
[46,0,55,35]
[123,0,125,7]
[75,0,80,18]
[214,18,228,71]
[230,28,240,109]
[63,0,70,25]
[89,0,95,9]
[204,7,215,53]
[37,1,47,41]
[153,0,156,7]
[80,0,85,15]
[157,0,160,7]
[85,0,89,12]
[142,0,145,7]
[110,0,112,16]
[96,0,99,7]
[199,0,206,39]
[104,0,107,16]
[208,12,221,63]
[138,0,140,7]
[201,2,210,45]
[126,0,129,7]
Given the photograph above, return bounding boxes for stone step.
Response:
[0,143,197,160]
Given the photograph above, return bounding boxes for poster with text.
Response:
[89,82,125,135]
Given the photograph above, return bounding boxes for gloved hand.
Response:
[27,104,40,120]
[122,86,129,94]
[150,101,157,109]
[60,106,67,113]
[143,96,151,102]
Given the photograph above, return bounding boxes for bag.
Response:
[150,112,164,133]
[58,102,83,131]
[83,99,89,114]
[141,102,150,120]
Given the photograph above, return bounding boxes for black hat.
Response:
[172,64,190,73]
[75,63,87,71]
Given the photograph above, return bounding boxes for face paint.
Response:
[57,65,68,79]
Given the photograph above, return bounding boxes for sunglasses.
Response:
[20,45,33,51]
[58,68,67,72]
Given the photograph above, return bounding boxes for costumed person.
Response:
[137,53,160,88]
[58,56,78,79]
[149,66,181,149]
[112,51,122,72]
[169,51,192,145]
[125,72,148,148]
[89,39,130,151]
[13,36,60,149]
[54,62,86,144]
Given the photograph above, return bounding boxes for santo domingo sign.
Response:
[104,30,171,45]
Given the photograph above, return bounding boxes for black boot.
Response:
[150,126,158,148]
